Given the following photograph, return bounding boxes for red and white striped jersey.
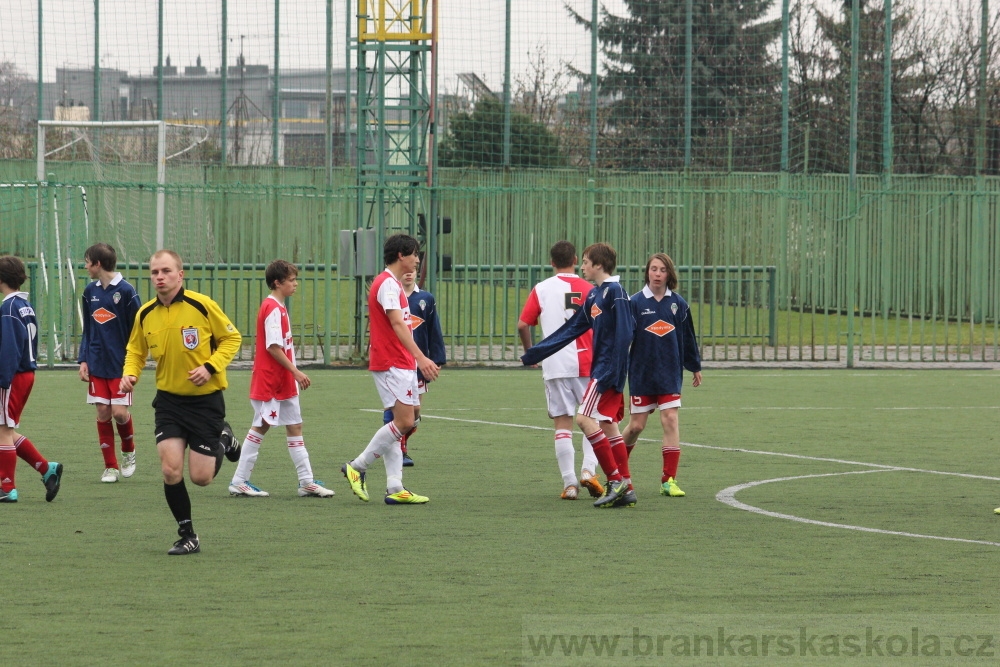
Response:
[368,269,416,372]
[519,273,594,380]
[250,296,298,401]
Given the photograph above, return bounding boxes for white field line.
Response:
[715,470,1000,548]
[392,412,1000,481]
[382,411,1000,546]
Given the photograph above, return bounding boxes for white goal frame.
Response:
[38,120,169,249]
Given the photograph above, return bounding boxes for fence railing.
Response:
[23,260,775,367]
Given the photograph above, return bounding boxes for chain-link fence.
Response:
[1,0,996,173]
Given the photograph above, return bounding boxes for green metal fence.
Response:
[6,165,1000,366]
[2,0,999,366]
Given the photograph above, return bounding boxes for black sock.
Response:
[164,480,194,535]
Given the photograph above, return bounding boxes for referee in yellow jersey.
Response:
[120,249,242,555]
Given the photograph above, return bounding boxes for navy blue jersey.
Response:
[628,286,702,396]
[77,273,141,378]
[522,276,634,393]
[407,286,446,382]
[0,291,39,388]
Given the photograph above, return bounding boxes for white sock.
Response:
[384,442,404,493]
[351,422,403,472]
[287,435,313,484]
[580,434,598,478]
[232,431,263,485]
[554,429,577,487]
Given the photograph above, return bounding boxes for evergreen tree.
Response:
[570,0,782,170]
[438,96,564,168]
[798,0,918,173]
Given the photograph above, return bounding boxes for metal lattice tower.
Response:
[355,0,436,256]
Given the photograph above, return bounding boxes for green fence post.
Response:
[881,0,894,356]
[768,266,777,347]
[94,0,100,121]
[502,0,511,167]
[221,0,228,166]
[589,0,598,169]
[586,178,596,246]
[683,0,693,168]
[272,0,281,166]
[846,0,861,368]
[324,0,335,364]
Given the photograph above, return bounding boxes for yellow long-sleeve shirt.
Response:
[123,287,242,395]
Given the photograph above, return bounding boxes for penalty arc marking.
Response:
[715,470,1000,548]
[386,412,1000,547]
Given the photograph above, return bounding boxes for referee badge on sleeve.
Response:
[182,328,200,350]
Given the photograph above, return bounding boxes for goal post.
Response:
[37,120,167,249]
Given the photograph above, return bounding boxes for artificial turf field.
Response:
[4,368,1000,665]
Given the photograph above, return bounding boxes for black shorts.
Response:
[153,390,226,457]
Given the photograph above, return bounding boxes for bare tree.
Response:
[512,44,569,127]
[0,61,34,159]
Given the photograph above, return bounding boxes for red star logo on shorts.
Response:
[406,389,413,397]
[269,410,278,419]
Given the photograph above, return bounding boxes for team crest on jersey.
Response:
[182,327,200,350]
[419,299,427,310]
[113,291,121,304]
[671,302,678,314]
[646,320,676,337]
[590,304,603,318]
[410,314,425,330]
[91,307,117,324]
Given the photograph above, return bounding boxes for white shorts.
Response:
[543,377,588,419]
[417,378,429,396]
[251,396,303,427]
[373,367,420,409]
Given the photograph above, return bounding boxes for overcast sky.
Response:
[3,0,968,96]
[0,0,634,95]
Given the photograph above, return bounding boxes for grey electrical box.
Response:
[339,228,379,277]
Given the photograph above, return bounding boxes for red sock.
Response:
[98,419,118,468]
[585,430,621,481]
[625,444,634,459]
[0,446,16,491]
[15,436,49,475]
[609,435,630,481]
[116,415,135,453]
[400,424,417,454]
[662,446,681,482]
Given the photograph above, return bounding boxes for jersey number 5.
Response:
[564,292,583,321]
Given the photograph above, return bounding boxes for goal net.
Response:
[37,120,210,262]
